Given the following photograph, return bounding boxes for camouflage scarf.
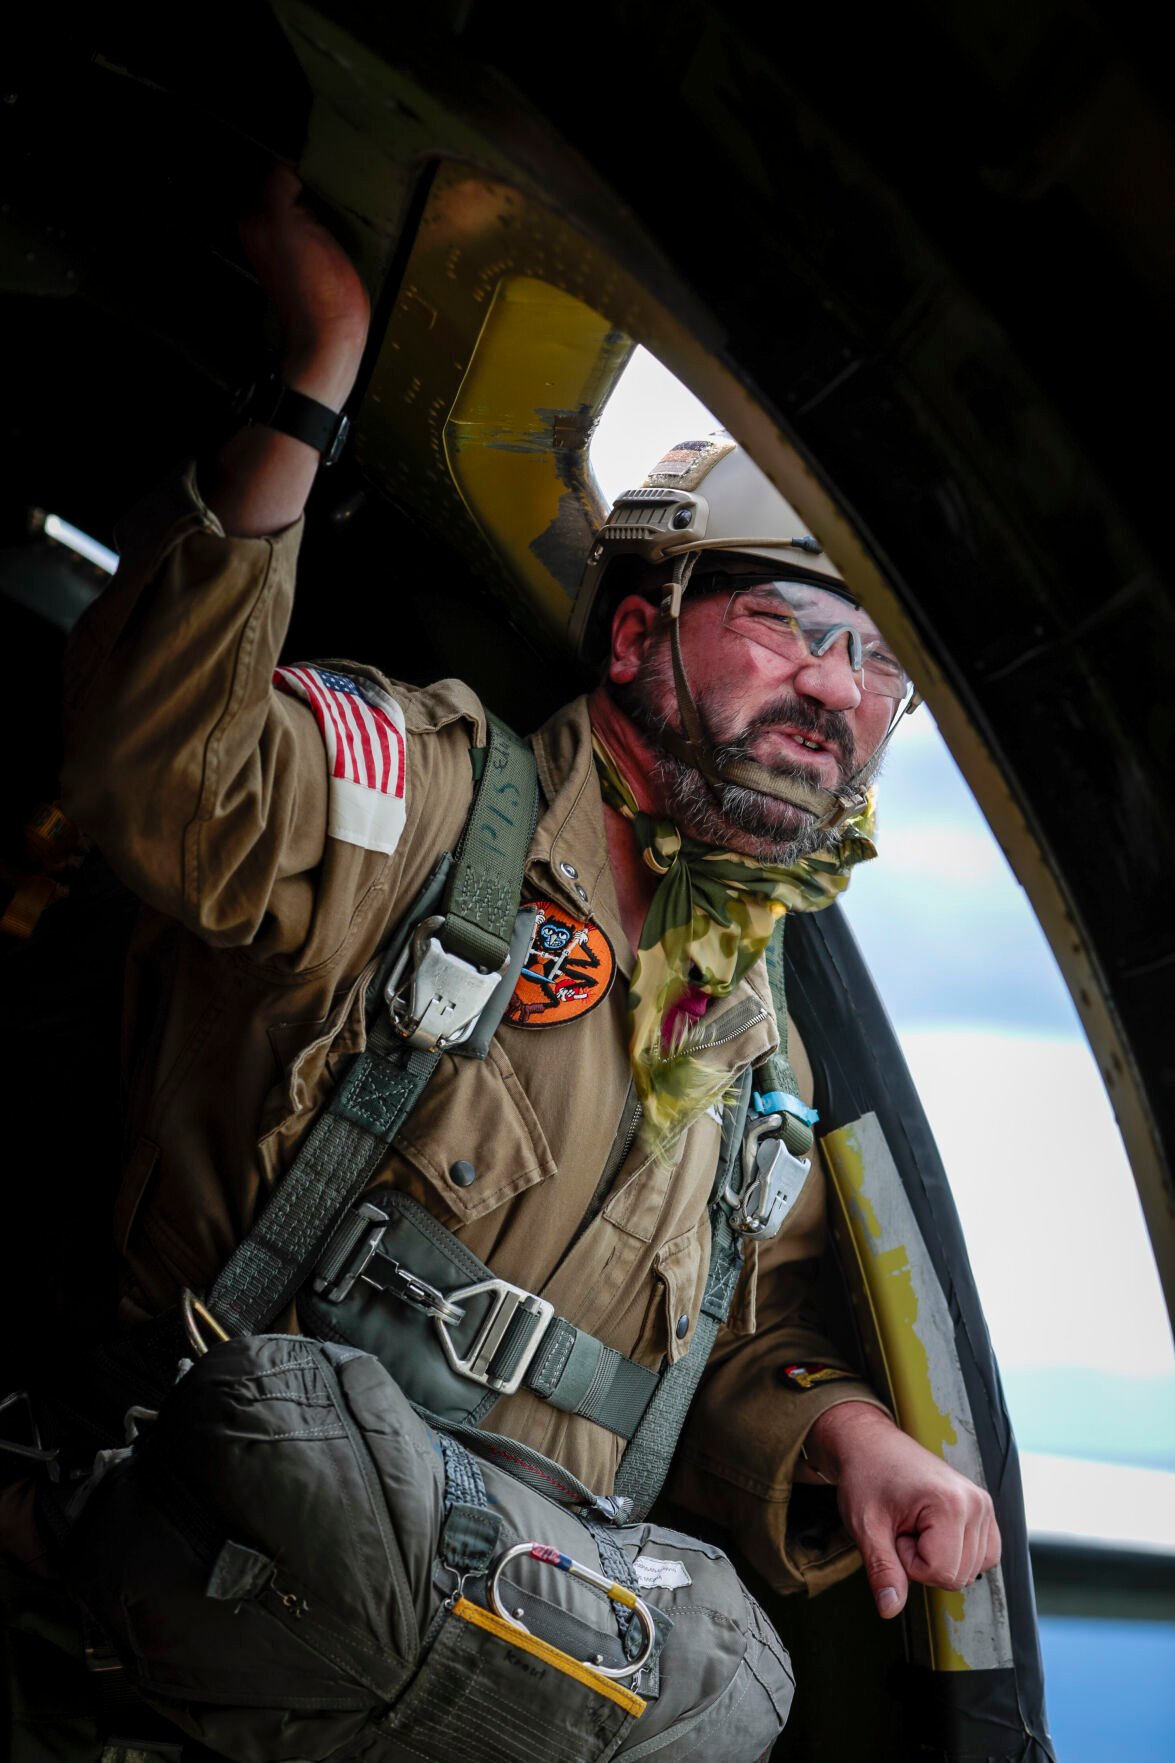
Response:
[592,734,877,1161]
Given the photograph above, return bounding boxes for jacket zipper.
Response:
[691,1001,770,1053]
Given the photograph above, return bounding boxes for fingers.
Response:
[260,162,302,209]
[980,1509,1003,1577]
[859,1517,910,1619]
[903,1485,1001,1592]
[831,1419,1005,1617]
[233,163,370,395]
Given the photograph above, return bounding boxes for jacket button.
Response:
[676,1313,691,1340]
[559,861,579,879]
[450,1160,477,1188]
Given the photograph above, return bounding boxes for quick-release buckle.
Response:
[313,1209,553,1393]
[312,1203,465,1324]
[723,1114,811,1238]
[385,915,507,1053]
[434,1279,555,1396]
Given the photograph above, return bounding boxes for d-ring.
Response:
[180,1289,230,1357]
[487,1540,656,1680]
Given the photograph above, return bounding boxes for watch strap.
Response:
[240,373,351,466]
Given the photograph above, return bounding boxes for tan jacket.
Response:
[61,470,883,1595]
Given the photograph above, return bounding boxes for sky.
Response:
[591,348,1175,1515]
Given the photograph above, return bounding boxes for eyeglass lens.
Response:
[721,583,909,698]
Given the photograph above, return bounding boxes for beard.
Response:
[612,640,877,864]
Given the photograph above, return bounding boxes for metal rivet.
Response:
[671,506,692,529]
[559,861,579,879]
[575,885,588,901]
[676,1313,690,1340]
[513,1606,526,1619]
[449,1159,477,1188]
[593,1653,606,1665]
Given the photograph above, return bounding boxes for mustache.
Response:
[709,695,858,781]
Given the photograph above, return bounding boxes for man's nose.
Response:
[791,635,863,711]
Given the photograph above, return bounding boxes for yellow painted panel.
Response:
[823,1119,974,1672]
[445,275,631,645]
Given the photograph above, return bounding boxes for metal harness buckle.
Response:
[385,915,507,1053]
[434,1279,555,1396]
[312,1203,465,1324]
[723,1113,811,1238]
[314,1207,553,1394]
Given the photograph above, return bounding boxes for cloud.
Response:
[899,1029,1173,1384]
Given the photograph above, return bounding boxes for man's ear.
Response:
[608,595,660,684]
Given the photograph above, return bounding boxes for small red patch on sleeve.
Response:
[782,1363,857,1391]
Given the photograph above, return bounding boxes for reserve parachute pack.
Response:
[63,1334,794,1761]
[39,707,811,1761]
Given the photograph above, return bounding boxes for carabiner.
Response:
[486,1540,656,1681]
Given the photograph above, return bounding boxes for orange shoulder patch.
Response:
[505,899,617,1028]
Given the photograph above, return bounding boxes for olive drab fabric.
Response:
[63,1335,795,1762]
[58,468,886,1598]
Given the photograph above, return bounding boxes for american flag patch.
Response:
[274,665,407,855]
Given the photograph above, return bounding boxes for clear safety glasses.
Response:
[717,577,911,701]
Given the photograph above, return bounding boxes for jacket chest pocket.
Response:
[390,1038,557,1225]
[640,1220,713,1368]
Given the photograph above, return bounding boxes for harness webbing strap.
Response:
[612,1071,753,1519]
[207,719,539,1339]
[443,714,539,972]
[210,1030,441,1337]
[527,1320,659,1435]
[437,1432,502,1576]
[761,918,814,1159]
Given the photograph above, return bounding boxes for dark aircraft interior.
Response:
[2,6,1174,1759]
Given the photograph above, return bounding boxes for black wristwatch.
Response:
[236,371,351,467]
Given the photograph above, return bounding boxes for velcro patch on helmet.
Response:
[644,434,736,491]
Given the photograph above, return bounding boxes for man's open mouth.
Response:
[757,725,842,774]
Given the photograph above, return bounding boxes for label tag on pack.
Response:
[632,1556,692,1592]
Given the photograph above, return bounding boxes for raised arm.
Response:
[61,171,383,957]
[206,165,370,536]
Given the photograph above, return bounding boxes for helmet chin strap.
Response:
[656,559,909,834]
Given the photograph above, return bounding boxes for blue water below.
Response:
[1040,1617,1175,1760]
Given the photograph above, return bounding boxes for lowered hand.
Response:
[802,1400,1001,1619]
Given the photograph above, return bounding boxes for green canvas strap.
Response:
[310,1188,660,1438]
[209,1021,443,1336]
[444,714,538,971]
[528,1319,658,1434]
[612,1070,753,1519]
[756,916,816,1159]
[436,1431,502,1578]
[613,926,810,1518]
[208,715,539,1339]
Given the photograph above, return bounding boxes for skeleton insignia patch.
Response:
[505,899,616,1028]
